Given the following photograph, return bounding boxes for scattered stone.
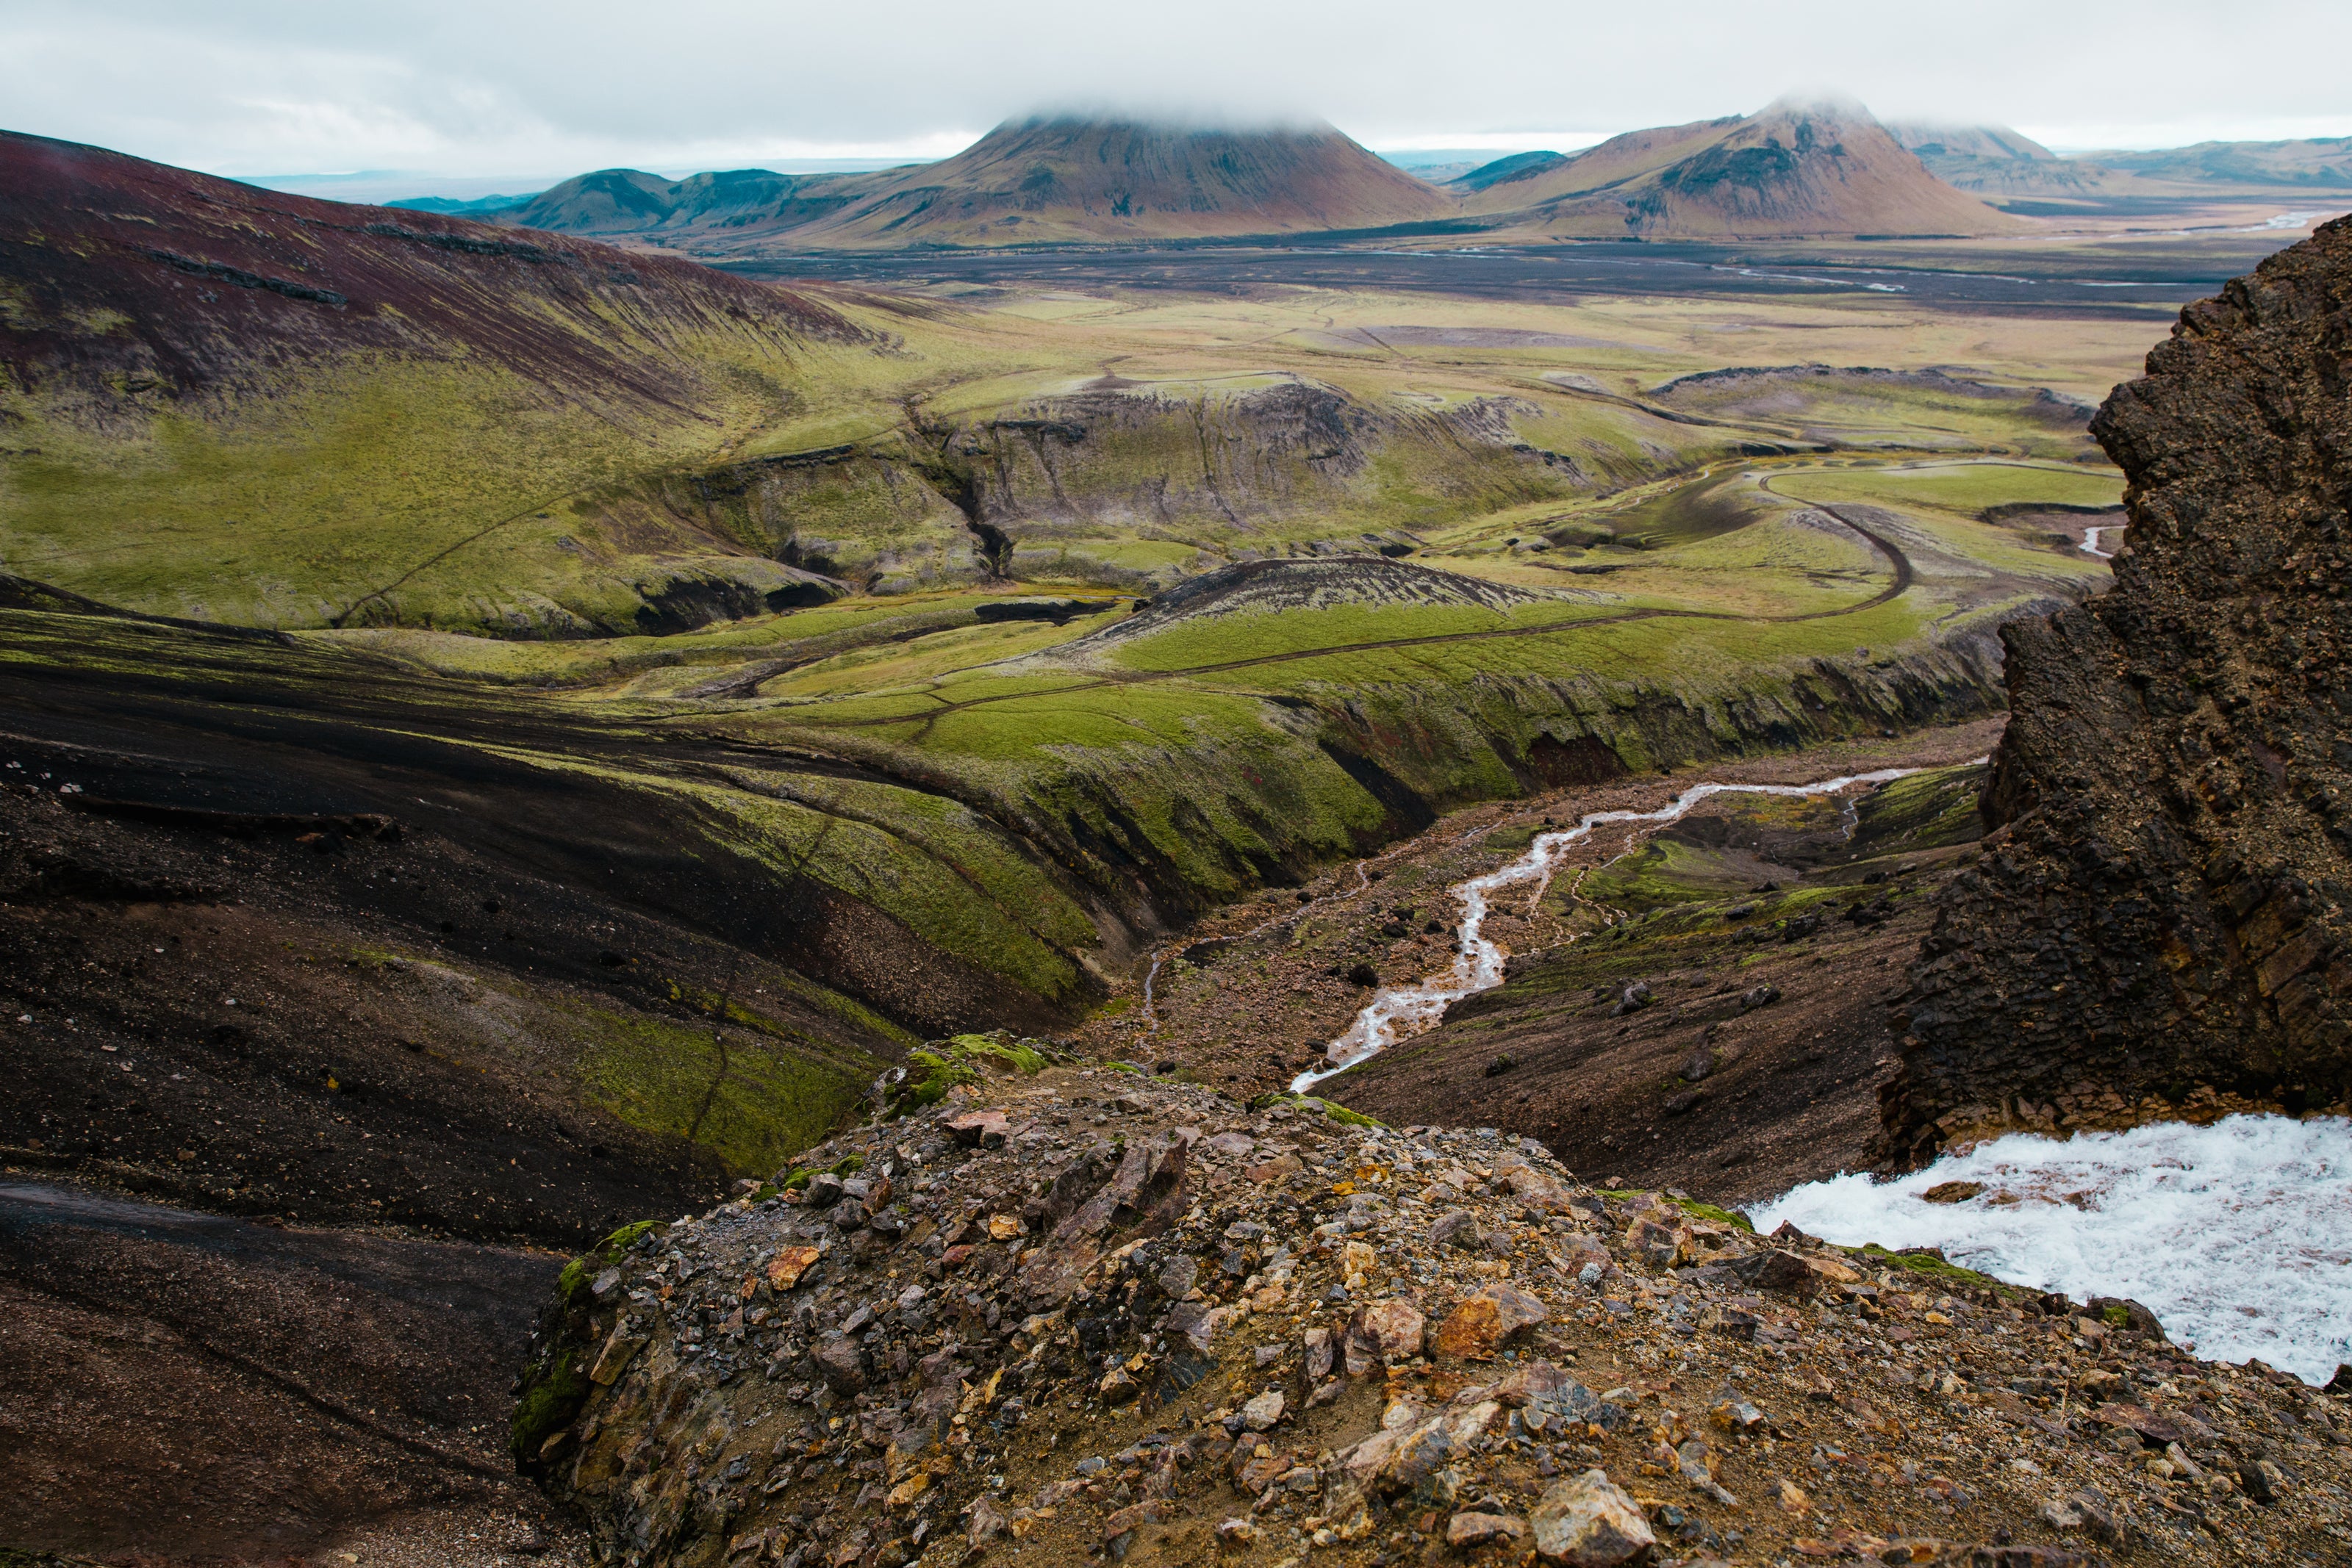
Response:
[515,1064,2352,1568]
[1530,1469,1655,1565]
[1431,1206,1484,1251]
[764,1245,821,1290]
[1434,1281,1549,1359]
[1608,982,1654,1018]
[1446,1510,1529,1547]
[1344,1297,1425,1374]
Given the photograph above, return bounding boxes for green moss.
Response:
[779,1150,870,1187]
[882,1032,1047,1115]
[514,1217,664,1466]
[1251,1091,1386,1128]
[1852,1242,2019,1295]
[554,1218,662,1307]
[570,1006,876,1178]
[1672,1198,1756,1232]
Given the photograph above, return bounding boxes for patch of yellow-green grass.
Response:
[0,340,886,632]
[1772,461,2123,516]
[425,736,1093,1002]
[672,777,1091,1002]
[568,1004,876,1177]
[1194,594,1936,698]
[1013,537,1205,576]
[742,615,1112,700]
[312,586,1122,691]
[1581,838,1776,912]
[1849,763,1991,855]
[720,767,1102,955]
[1097,596,1606,675]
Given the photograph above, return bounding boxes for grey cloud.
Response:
[1,0,2346,181]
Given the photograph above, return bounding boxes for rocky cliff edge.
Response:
[517,1062,2349,1567]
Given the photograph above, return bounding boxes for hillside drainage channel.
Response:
[1290,766,1926,1093]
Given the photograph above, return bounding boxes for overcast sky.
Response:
[6,0,2348,191]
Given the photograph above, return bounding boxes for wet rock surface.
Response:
[1885,217,2352,1158]
[523,1071,2352,1567]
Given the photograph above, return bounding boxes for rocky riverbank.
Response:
[520,1063,2352,1568]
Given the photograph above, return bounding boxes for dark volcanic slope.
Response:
[0,610,1069,1246]
[0,129,853,401]
[1885,217,2352,1159]
[0,1181,567,1561]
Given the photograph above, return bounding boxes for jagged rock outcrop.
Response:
[516,1068,2348,1568]
[1885,217,2352,1158]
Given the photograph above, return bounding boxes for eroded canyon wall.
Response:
[1885,216,2352,1157]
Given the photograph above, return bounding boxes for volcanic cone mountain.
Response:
[1884,215,2352,1160]
[651,117,1458,248]
[1463,97,2028,240]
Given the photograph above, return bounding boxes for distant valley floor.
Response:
[719,233,2319,316]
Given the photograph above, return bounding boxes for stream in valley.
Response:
[1289,765,1930,1092]
[1272,760,2352,1385]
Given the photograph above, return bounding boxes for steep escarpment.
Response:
[1883,218,2352,1160]
[622,384,1635,594]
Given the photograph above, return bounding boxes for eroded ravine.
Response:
[1291,765,1953,1090]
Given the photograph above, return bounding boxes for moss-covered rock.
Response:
[512,1218,662,1473]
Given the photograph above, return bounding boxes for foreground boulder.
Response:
[518,1071,2350,1567]
[1887,217,2352,1157]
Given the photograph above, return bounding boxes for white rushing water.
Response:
[1749,1115,2352,1386]
[1291,766,1928,1093]
[2079,525,2123,560]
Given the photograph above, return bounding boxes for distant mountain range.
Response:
[445,99,2043,250]
[1887,123,2352,207]
[473,118,1460,249]
[440,97,2351,252]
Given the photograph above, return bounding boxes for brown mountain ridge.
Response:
[479,99,2026,251]
[1459,97,2031,240]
